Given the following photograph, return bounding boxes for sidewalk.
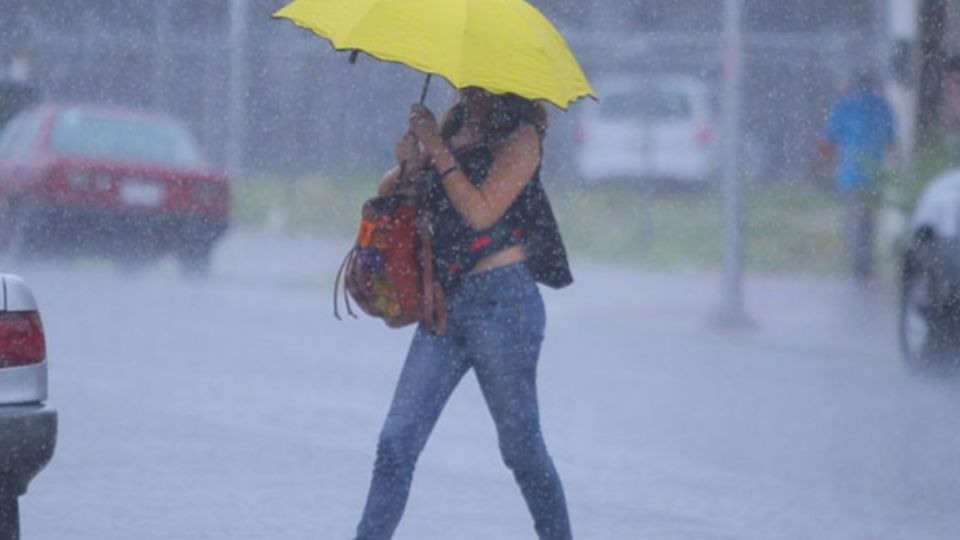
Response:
[545,261,900,363]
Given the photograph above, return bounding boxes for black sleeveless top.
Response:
[425,144,573,292]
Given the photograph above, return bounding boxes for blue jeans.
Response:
[355,263,573,540]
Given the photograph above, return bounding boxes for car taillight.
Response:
[0,311,46,368]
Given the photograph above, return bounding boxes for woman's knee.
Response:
[374,429,421,474]
[499,432,550,472]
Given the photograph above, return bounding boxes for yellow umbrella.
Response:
[273,0,596,109]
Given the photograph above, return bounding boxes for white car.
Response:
[0,273,56,536]
[899,169,960,372]
[575,75,719,187]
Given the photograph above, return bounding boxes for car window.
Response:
[0,81,38,127]
[0,117,23,157]
[49,109,205,167]
[599,88,692,121]
[0,109,44,159]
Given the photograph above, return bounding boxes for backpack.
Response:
[334,185,447,335]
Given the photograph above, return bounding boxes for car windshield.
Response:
[599,87,692,121]
[0,81,37,128]
[50,109,204,167]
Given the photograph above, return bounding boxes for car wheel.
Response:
[899,251,960,373]
[114,252,159,274]
[176,242,213,278]
[6,199,46,260]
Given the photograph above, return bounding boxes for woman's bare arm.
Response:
[430,124,540,230]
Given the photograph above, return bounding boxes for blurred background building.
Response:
[0,0,945,181]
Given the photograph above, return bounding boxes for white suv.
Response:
[575,75,719,187]
[0,274,56,536]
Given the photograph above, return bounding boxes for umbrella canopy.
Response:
[273,0,596,109]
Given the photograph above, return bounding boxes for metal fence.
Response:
[2,1,871,182]
[6,3,432,178]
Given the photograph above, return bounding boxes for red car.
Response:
[0,104,230,274]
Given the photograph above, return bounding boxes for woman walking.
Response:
[354,87,574,540]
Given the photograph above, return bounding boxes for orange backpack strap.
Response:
[417,184,447,335]
[432,280,447,335]
[420,221,435,328]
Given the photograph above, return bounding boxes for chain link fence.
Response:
[2,1,873,183]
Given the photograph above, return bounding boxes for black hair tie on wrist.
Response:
[437,164,459,180]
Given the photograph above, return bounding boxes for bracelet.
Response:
[437,164,459,180]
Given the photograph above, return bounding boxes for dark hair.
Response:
[440,92,548,148]
[855,70,880,92]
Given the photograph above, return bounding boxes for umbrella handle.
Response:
[349,50,360,64]
[420,74,432,104]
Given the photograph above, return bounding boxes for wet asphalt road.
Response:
[6,228,960,539]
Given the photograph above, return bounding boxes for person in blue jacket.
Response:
[826,71,897,283]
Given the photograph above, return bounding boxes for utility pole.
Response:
[227,0,249,174]
[153,3,171,112]
[587,0,633,69]
[888,0,920,169]
[916,0,947,150]
[718,0,749,326]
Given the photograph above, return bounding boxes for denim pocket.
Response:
[454,266,544,337]
[485,283,524,309]
[485,281,544,338]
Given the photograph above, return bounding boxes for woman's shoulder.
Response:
[494,122,540,158]
[508,122,539,142]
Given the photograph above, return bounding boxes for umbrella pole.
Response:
[420,74,432,104]
[348,53,430,103]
